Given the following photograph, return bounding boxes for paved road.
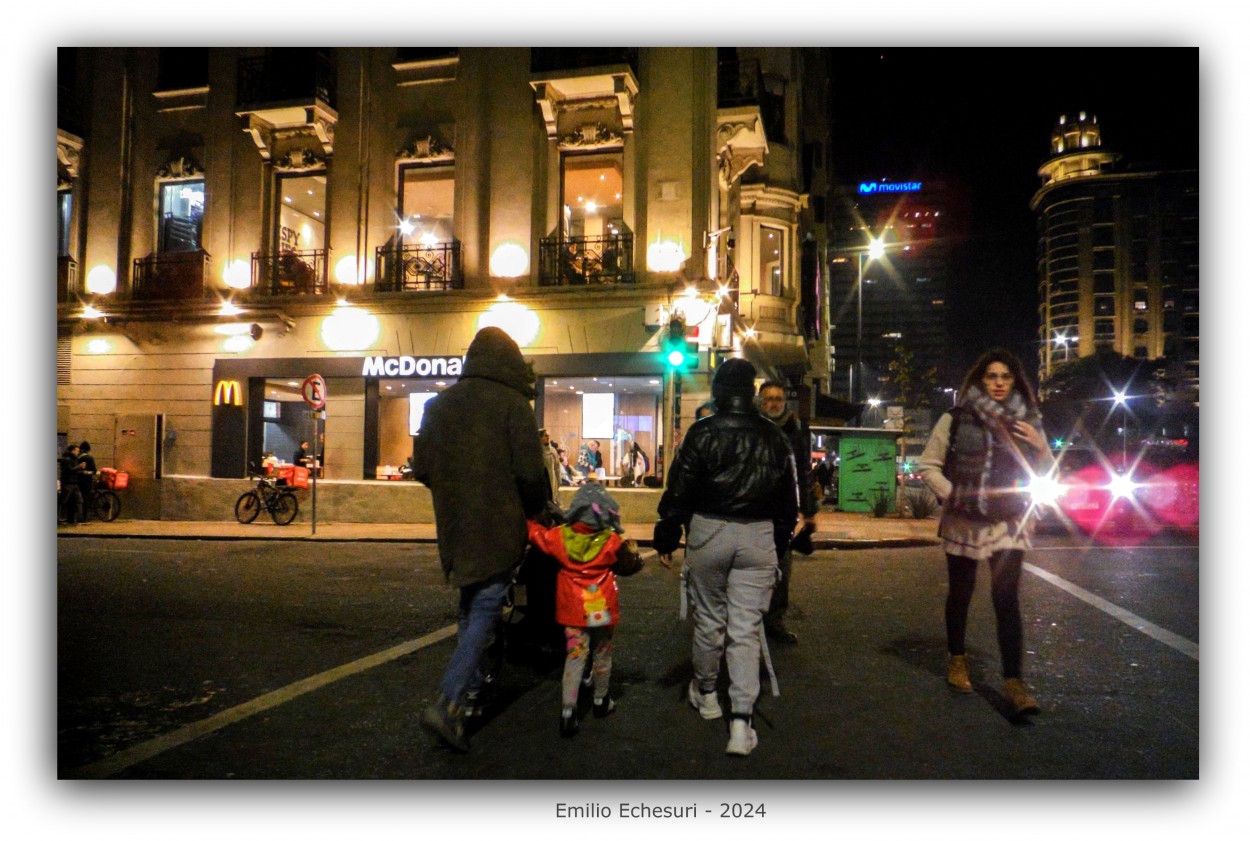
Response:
[58,533,1198,786]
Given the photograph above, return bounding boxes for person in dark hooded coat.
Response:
[413,326,549,751]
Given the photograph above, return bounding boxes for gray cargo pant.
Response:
[684,513,778,717]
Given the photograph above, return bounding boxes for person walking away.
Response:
[58,443,84,525]
[412,326,550,752]
[654,358,798,756]
[527,482,641,737]
[757,382,818,644]
[917,348,1055,716]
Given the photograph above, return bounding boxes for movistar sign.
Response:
[362,356,464,378]
[859,181,922,195]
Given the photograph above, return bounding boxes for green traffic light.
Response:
[666,349,687,367]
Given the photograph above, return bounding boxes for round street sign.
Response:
[302,374,327,410]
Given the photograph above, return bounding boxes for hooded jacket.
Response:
[653,390,798,555]
[413,327,550,587]
[526,520,625,627]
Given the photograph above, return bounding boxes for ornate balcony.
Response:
[131,250,209,301]
[374,241,462,292]
[58,256,78,303]
[251,249,328,295]
[538,233,635,287]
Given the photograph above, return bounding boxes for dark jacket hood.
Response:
[460,326,536,399]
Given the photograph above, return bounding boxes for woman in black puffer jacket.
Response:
[655,358,798,756]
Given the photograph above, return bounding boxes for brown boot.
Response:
[946,655,973,693]
[1003,678,1041,715]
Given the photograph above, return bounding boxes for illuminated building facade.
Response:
[56,47,830,494]
[826,177,963,406]
[1030,112,1199,394]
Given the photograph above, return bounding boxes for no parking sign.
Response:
[302,374,326,410]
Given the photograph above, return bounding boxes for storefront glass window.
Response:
[377,377,453,479]
[542,375,660,482]
[260,378,320,469]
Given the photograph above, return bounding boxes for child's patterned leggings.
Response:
[562,626,615,708]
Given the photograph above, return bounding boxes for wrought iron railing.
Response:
[374,241,462,291]
[131,251,209,301]
[58,256,78,303]
[250,249,328,295]
[538,233,635,287]
[237,50,336,109]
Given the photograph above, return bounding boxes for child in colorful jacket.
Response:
[527,481,640,737]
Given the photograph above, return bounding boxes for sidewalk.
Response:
[55,508,941,549]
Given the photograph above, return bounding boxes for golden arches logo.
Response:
[213,380,243,407]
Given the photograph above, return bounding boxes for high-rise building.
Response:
[1030,111,1198,396]
[56,47,831,485]
[825,177,964,407]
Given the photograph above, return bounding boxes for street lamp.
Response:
[1111,388,1129,465]
[851,236,886,404]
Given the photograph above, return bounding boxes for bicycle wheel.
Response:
[234,491,261,524]
[94,490,121,522]
[270,491,299,525]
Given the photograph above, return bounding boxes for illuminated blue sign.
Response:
[859,181,922,195]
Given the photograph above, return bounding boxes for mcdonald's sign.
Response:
[213,379,244,407]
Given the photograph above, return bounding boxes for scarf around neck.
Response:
[945,385,1040,521]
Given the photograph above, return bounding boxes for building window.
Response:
[758,223,786,296]
[561,151,623,241]
[157,47,209,92]
[58,191,72,257]
[159,180,204,253]
[277,172,326,253]
[399,165,454,245]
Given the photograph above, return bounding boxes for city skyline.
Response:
[829,47,1198,375]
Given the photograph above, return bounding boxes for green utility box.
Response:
[835,428,901,513]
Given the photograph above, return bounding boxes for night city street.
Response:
[23,4,1249,839]
[58,534,1197,781]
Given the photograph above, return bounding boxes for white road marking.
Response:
[1024,562,1199,661]
[71,623,458,779]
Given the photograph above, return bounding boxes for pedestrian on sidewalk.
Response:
[757,381,818,645]
[412,326,550,752]
[917,348,1055,716]
[654,358,798,756]
[58,443,84,525]
[527,482,641,738]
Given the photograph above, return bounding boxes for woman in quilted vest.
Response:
[918,348,1055,716]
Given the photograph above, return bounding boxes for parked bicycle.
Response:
[234,470,299,525]
[86,476,122,523]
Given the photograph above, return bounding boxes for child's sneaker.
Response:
[725,717,758,756]
[687,679,723,719]
[592,696,616,718]
[560,707,580,738]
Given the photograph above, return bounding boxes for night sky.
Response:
[828,47,1199,376]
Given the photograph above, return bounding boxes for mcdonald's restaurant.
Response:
[61,290,810,524]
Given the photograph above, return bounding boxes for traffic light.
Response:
[661,317,697,371]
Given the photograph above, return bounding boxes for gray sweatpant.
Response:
[685,513,778,716]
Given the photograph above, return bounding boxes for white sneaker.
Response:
[687,680,723,720]
[726,718,758,756]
